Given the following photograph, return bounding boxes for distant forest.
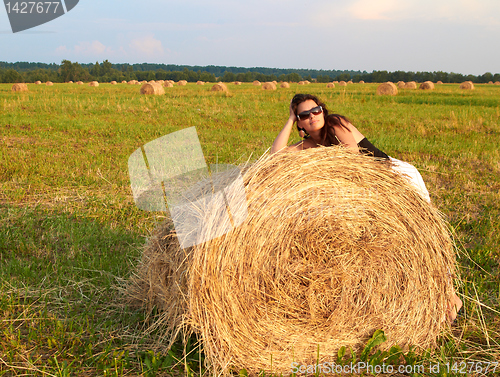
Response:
[1,60,499,84]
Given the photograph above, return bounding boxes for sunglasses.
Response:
[296,106,323,121]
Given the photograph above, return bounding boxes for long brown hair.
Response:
[291,94,351,146]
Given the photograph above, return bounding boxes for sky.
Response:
[1,0,499,75]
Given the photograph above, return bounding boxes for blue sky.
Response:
[1,0,499,75]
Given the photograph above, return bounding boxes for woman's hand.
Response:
[446,291,463,323]
[289,99,297,123]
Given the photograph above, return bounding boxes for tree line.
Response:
[1,60,499,84]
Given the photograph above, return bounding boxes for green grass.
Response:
[1,82,499,376]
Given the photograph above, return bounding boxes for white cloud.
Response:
[128,34,166,57]
[74,40,108,55]
[345,0,500,23]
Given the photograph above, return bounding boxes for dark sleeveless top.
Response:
[357,138,389,159]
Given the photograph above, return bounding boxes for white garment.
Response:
[389,157,431,202]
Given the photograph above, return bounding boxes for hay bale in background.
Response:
[397,81,406,88]
[262,82,277,90]
[46,81,53,86]
[11,83,28,92]
[196,81,205,85]
[110,81,117,85]
[298,81,305,85]
[140,82,165,95]
[338,81,347,86]
[495,81,500,85]
[459,81,474,90]
[128,147,457,376]
[419,81,435,90]
[76,81,83,85]
[34,80,41,85]
[347,80,353,84]
[280,82,290,88]
[68,81,73,84]
[253,80,261,86]
[326,82,335,88]
[163,81,174,88]
[89,81,99,87]
[178,80,187,86]
[359,80,365,84]
[211,82,228,92]
[376,82,398,95]
[437,81,443,85]
[405,81,417,89]
[122,80,127,84]
[233,81,242,85]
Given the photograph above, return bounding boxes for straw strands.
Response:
[11,83,28,92]
[140,82,165,95]
[376,82,398,96]
[128,147,457,376]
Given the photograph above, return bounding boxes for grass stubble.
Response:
[0,82,499,376]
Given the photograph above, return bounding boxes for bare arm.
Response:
[333,119,365,152]
[271,101,297,154]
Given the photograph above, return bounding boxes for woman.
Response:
[272,93,430,202]
[271,93,388,158]
[271,93,462,323]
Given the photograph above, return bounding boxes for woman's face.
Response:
[296,99,325,134]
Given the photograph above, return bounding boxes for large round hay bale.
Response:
[459,81,474,90]
[253,80,261,86]
[397,81,406,88]
[128,147,457,376]
[211,82,228,92]
[34,80,41,85]
[279,82,290,88]
[178,80,187,86]
[140,82,165,95]
[376,82,398,95]
[11,83,28,92]
[262,82,277,90]
[89,81,99,87]
[46,81,53,86]
[419,81,435,90]
[326,82,335,88]
[338,81,347,86]
[405,81,417,89]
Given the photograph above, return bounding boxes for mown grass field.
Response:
[1,81,499,376]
